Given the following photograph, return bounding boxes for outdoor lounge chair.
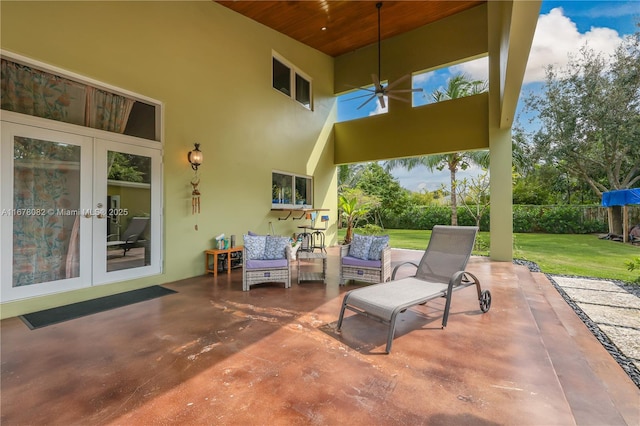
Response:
[106,217,149,257]
[337,225,491,353]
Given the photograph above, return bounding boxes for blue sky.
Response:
[337,0,640,192]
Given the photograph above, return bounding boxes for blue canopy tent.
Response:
[601,189,640,243]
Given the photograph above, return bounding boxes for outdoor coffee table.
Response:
[297,251,327,284]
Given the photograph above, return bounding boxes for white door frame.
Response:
[0,121,93,301]
[92,139,162,285]
[1,114,163,303]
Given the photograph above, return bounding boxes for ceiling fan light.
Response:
[346,2,421,111]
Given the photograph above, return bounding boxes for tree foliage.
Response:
[337,163,364,190]
[523,31,640,196]
[431,73,488,102]
[355,163,410,215]
[338,188,380,244]
[385,150,488,226]
[107,152,150,183]
[456,170,490,227]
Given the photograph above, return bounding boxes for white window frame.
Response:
[1,50,163,142]
[271,170,313,209]
[272,51,313,111]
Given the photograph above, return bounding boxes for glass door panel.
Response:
[93,139,161,284]
[1,122,92,302]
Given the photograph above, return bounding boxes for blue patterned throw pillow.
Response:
[264,236,289,260]
[349,234,373,260]
[368,235,389,260]
[244,235,266,260]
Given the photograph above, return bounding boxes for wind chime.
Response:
[191,176,201,215]
[188,143,203,230]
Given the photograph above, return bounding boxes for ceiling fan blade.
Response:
[371,74,382,91]
[385,74,411,91]
[343,92,379,102]
[387,88,424,94]
[378,95,386,109]
[357,94,377,110]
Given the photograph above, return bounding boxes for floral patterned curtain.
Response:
[86,87,134,133]
[2,58,135,134]
[1,59,87,126]
[12,137,81,286]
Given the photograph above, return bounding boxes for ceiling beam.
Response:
[499,0,542,128]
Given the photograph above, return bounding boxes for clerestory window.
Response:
[272,52,312,110]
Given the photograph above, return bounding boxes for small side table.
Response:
[205,246,243,277]
[297,251,327,284]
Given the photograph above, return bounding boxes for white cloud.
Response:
[369,97,388,115]
[450,57,489,82]
[524,7,624,83]
[413,71,435,85]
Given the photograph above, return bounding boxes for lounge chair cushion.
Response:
[264,236,290,260]
[246,259,288,269]
[341,256,382,268]
[345,277,448,321]
[349,234,373,260]
[368,235,390,260]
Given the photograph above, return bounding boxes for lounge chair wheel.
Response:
[479,290,491,313]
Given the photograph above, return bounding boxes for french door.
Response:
[93,139,161,285]
[1,120,162,302]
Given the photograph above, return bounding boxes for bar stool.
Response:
[309,215,329,253]
[297,225,313,252]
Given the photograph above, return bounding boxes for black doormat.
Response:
[19,286,177,330]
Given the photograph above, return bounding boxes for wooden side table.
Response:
[205,246,243,277]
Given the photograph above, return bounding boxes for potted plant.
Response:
[282,186,292,204]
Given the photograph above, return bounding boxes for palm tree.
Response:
[386,152,488,226]
[430,73,487,103]
[337,163,365,191]
[385,73,489,226]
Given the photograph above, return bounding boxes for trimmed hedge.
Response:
[379,205,608,234]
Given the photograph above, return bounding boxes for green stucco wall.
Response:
[1,1,337,317]
[333,4,489,163]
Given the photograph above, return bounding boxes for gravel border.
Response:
[513,259,640,389]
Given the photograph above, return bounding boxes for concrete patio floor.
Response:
[1,248,638,425]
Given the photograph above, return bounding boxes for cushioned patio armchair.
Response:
[242,234,291,291]
[340,234,391,285]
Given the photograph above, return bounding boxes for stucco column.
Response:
[488,0,514,261]
[489,128,513,260]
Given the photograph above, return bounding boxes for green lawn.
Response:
[338,229,640,283]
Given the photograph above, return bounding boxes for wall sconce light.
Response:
[188,143,203,171]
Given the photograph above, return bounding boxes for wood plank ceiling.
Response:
[215,1,485,57]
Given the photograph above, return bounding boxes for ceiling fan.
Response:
[347,2,423,110]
